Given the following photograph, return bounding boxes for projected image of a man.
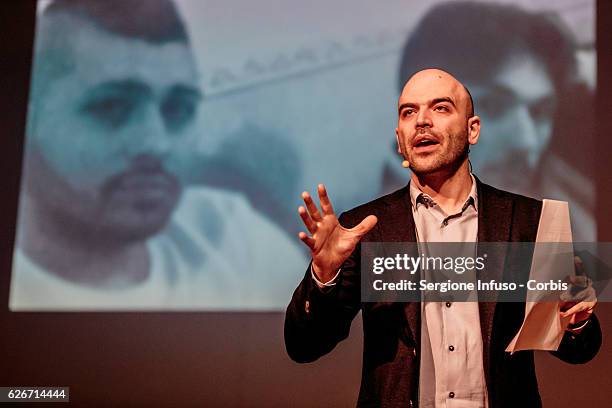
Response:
[27,2,197,256]
[383,1,594,240]
[11,0,303,309]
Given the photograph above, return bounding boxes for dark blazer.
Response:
[285,178,601,407]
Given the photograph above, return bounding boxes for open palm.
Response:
[298,184,377,283]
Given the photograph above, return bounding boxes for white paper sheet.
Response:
[505,199,574,353]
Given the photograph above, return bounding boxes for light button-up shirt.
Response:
[411,176,488,408]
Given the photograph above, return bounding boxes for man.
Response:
[382,1,595,241]
[285,69,600,407]
[10,0,303,310]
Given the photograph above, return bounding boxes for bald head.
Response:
[394,68,481,176]
[400,69,474,118]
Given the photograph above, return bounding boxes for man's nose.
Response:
[125,104,172,159]
[513,105,541,168]
[415,109,433,128]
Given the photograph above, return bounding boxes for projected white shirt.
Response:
[9,187,305,311]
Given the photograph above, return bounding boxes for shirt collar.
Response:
[409,173,478,212]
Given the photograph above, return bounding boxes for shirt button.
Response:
[445,302,452,308]
[448,345,455,351]
[304,300,310,314]
[413,348,417,357]
[449,392,455,398]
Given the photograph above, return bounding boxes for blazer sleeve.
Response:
[550,313,602,364]
[284,212,362,363]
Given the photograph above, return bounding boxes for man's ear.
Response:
[467,116,480,145]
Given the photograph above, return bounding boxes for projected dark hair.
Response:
[44,0,189,44]
[398,1,577,95]
[30,0,192,102]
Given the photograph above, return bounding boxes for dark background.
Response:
[0,1,610,406]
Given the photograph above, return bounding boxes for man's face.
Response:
[27,14,201,241]
[395,70,477,175]
[467,54,555,192]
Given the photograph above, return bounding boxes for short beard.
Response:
[410,129,470,176]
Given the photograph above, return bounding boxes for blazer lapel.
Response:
[376,185,420,345]
[475,177,513,390]
[377,185,416,243]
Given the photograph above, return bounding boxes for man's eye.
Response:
[402,109,415,117]
[82,97,134,129]
[161,97,198,131]
[434,105,449,112]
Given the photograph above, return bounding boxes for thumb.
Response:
[352,215,378,236]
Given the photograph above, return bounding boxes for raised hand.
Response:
[560,256,597,329]
[298,184,377,284]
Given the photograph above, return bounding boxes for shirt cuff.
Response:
[566,318,591,334]
[311,265,341,291]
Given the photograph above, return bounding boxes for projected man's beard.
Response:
[25,147,182,245]
[95,161,182,242]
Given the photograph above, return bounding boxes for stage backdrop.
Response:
[2,0,610,407]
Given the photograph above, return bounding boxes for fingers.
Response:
[298,185,334,250]
[302,191,322,222]
[352,215,378,235]
[301,184,336,221]
[318,184,335,216]
[298,206,317,234]
[560,301,595,318]
[298,231,315,251]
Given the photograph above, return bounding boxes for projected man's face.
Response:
[27,16,201,241]
[467,54,555,192]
